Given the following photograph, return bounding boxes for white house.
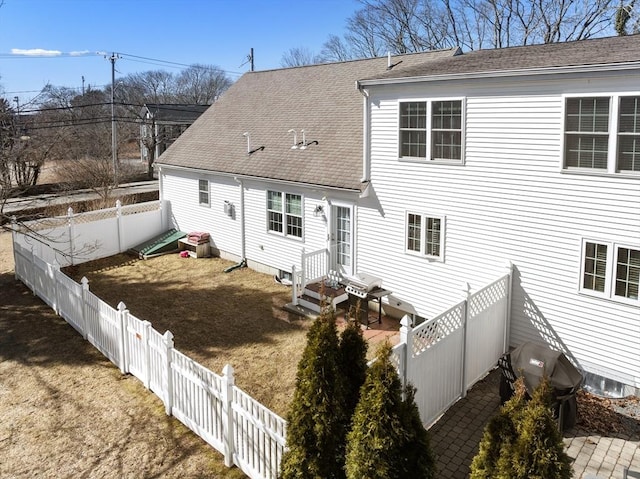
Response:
[156,34,639,396]
[355,34,640,395]
[155,49,458,277]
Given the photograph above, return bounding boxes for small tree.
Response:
[470,378,527,479]
[337,318,368,421]
[280,309,346,479]
[511,377,572,479]
[345,342,435,479]
[471,376,572,479]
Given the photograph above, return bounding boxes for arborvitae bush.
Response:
[338,318,368,421]
[470,378,526,479]
[280,309,346,479]
[345,342,436,479]
[470,376,572,479]
[511,376,572,479]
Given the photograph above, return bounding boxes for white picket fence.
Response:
[391,267,512,426]
[11,200,512,476]
[13,241,286,479]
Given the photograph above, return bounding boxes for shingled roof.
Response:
[360,34,640,83]
[156,48,459,191]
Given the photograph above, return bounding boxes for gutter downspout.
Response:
[224,177,247,273]
[356,80,371,184]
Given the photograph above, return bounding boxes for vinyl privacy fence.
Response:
[13,241,286,479]
[390,267,512,426]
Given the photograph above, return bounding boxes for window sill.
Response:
[399,157,464,165]
[267,231,304,242]
[561,169,640,179]
[578,290,640,307]
[405,251,444,262]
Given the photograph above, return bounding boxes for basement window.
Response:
[580,239,639,303]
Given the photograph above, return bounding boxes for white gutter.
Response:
[356,80,371,184]
[357,61,640,87]
[156,163,363,195]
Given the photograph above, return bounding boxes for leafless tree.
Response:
[174,64,232,103]
[321,0,625,59]
[280,47,325,67]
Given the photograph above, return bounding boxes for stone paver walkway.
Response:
[428,368,640,479]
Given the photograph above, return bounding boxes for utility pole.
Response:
[108,53,119,185]
[250,48,254,72]
[82,75,85,96]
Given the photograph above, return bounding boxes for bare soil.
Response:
[0,232,246,478]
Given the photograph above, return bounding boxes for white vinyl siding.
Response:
[362,74,640,388]
[564,95,640,174]
[198,179,210,206]
[399,99,463,162]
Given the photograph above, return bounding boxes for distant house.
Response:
[139,103,209,163]
[156,35,640,397]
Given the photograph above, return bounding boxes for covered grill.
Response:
[498,341,583,431]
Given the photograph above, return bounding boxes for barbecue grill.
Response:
[344,272,383,298]
[344,272,388,326]
[498,341,583,431]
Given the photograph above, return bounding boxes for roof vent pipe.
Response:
[300,129,307,150]
[387,51,391,68]
[242,132,250,155]
[288,129,298,149]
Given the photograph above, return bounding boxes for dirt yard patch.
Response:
[63,253,309,417]
[0,232,246,478]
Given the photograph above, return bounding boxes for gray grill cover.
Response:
[510,342,582,395]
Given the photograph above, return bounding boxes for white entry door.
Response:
[330,204,353,276]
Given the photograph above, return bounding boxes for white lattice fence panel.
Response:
[170,350,226,453]
[466,275,509,388]
[121,201,160,215]
[232,386,287,479]
[412,301,465,356]
[407,302,466,426]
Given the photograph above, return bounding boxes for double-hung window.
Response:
[580,239,639,303]
[406,212,445,260]
[564,95,640,174]
[198,179,210,206]
[399,99,464,162]
[267,190,303,239]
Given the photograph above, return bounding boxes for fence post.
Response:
[300,248,306,290]
[503,261,514,355]
[67,206,75,266]
[80,277,89,340]
[142,320,152,389]
[52,260,61,315]
[291,264,298,306]
[222,364,235,468]
[117,302,128,374]
[461,282,471,398]
[399,315,412,391]
[163,330,174,416]
[116,200,124,253]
